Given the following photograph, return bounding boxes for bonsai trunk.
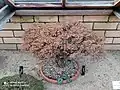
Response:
[55,58,66,68]
[55,50,68,68]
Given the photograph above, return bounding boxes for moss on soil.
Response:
[0,73,44,90]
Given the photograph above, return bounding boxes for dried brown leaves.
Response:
[22,21,104,60]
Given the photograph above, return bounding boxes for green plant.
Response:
[0,74,44,90]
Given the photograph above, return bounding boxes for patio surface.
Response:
[0,50,120,90]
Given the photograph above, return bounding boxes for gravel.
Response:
[0,50,120,90]
[0,50,42,80]
[42,59,79,80]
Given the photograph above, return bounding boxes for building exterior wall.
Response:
[0,15,120,50]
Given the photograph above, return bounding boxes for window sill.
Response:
[15,9,113,15]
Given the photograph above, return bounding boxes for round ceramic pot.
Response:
[39,60,80,84]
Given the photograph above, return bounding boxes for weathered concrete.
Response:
[0,50,120,90]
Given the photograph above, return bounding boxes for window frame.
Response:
[10,0,114,9]
[12,0,114,16]
[0,1,15,30]
[0,0,120,30]
[14,0,63,8]
[114,0,120,7]
[66,1,114,9]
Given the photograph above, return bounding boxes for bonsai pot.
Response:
[39,60,80,84]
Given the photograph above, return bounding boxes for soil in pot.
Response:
[41,59,80,84]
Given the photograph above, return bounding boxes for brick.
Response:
[0,38,2,43]
[0,31,13,37]
[14,31,24,37]
[21,16,34,22]
[84,23,93,29]
[11,16,34,22]
[104,45,120,50]
[22,23,32,30]
[93,31,105,37]
[106,31,120,37]
[22,23,44,30]
[113,38,120,43]
[10,16,21,22]
[0,44,17,49]
[59,16,82,22]
[35,16,58,22]
[17,44,22,49]
[109,15,120,22]
[94,23,118,29]
[3,23,21,30]
[117,23,120,29]
[84,16,108,22]
[3,38,23,43]
[104,38,113,43]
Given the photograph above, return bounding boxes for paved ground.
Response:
[0,50,120,90]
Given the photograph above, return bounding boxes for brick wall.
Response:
[0,15,120,50]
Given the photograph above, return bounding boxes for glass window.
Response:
[12,0,115,8]
[68,0,113,1]
[14,0,62,8]
[66,0,114,7]
[15,0,61,2]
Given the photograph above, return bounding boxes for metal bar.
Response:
[15,9,113,15]
[0,5,9,20]
[0,5,15,30]
[4,0,15,8]
[113,9,120,19]
[15,2,62,4]
[14,0,61,2]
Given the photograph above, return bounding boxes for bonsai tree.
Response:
[22,21,104,84]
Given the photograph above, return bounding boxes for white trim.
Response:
[114,0,120,5]
[15,2,62,4]
[0,5,8,13]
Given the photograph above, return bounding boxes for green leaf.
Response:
[57,78,63,85]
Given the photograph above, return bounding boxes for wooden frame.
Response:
[12,0,114,9]
[114,0,120,7]
[0,0,119,30]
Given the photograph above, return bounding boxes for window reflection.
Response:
[15,0,61,2]
[68,0,113,1]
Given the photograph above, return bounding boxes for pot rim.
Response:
[39,60,80,84]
